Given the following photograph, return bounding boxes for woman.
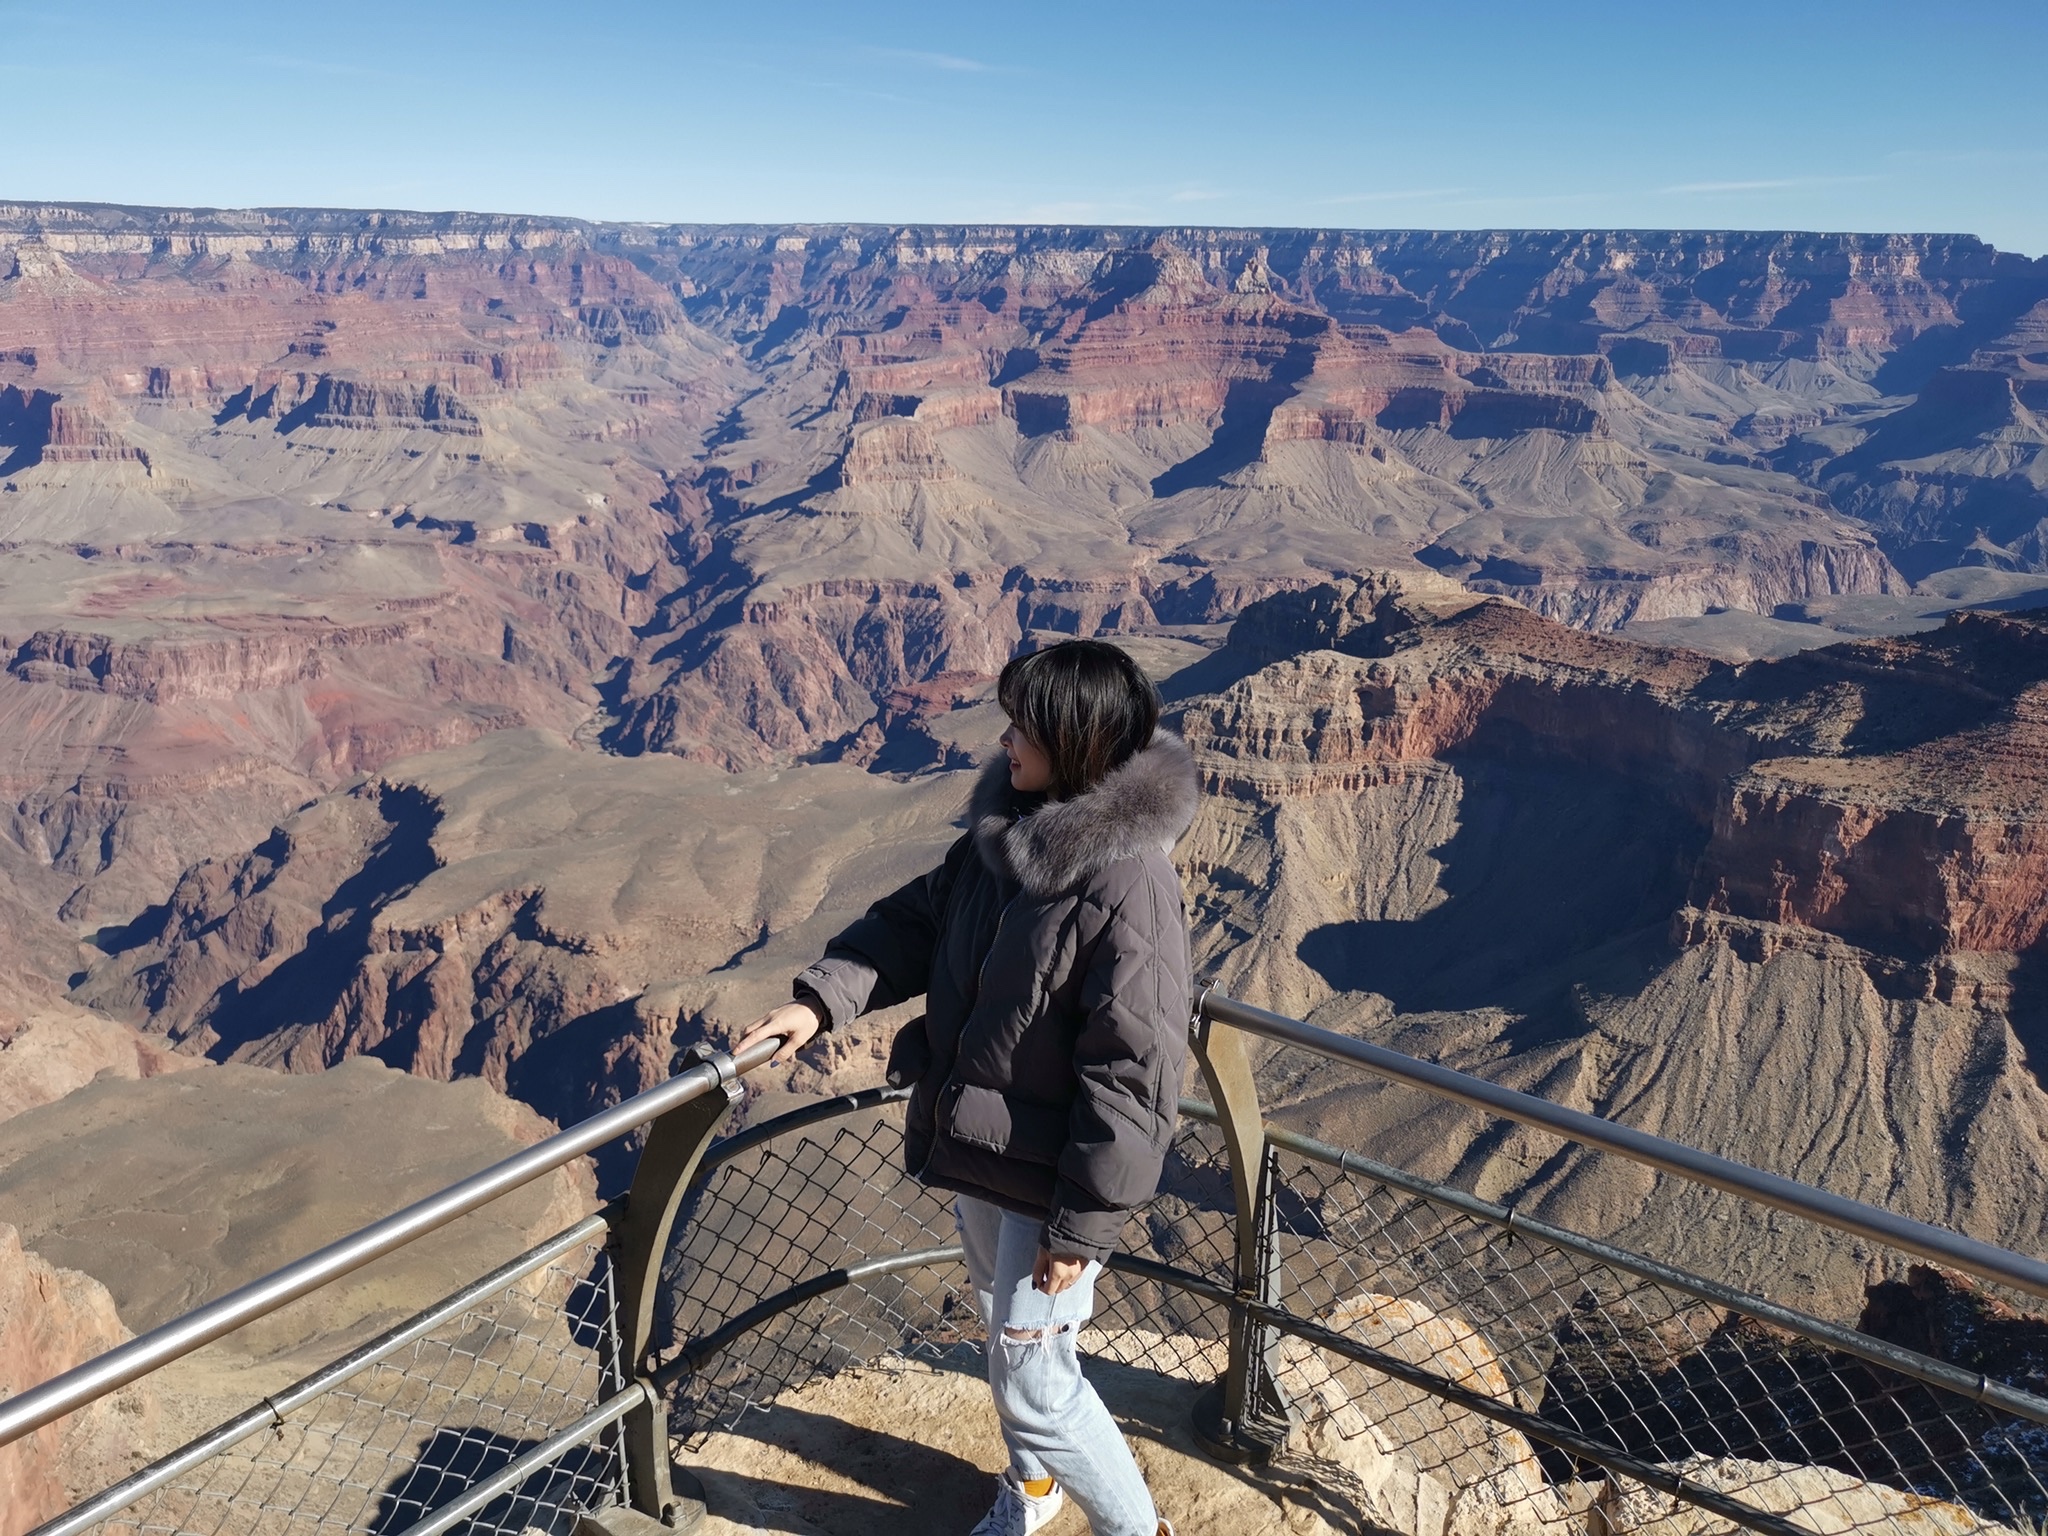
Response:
[737,638,1197,1536]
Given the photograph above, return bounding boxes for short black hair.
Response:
[996,639,1160,800]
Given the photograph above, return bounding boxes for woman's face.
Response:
[1000,718,1054,794]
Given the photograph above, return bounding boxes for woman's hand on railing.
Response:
[733,1000,827,1066]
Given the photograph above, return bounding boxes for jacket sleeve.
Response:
[792,833,971,1029]
[1042,857,1191,1262]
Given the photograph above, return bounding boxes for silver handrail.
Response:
[0,1035,782,1450]
[1201,989,2048,1300]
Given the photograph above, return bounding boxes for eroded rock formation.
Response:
[73,729,965,1184]
[0,1224,152,1536]
[5,205,2048,1477]
[0,1057,595,1366]
[0,994,197,1120]
[1174,579,2048,1308]
[71,575,2048,1323]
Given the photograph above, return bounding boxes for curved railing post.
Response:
[1185,987,1291,1462]
[612,1044,744,1527]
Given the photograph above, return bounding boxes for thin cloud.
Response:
[1169,188,1231,203]
[862,46,1005,73]
[1657,175,1880,194]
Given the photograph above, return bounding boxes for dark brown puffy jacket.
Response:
[793,733,1197,1261]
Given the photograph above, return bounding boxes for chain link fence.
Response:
[657,1095,966,1439]
[47,1223,629,1536]
[1265,1129,2048,1536]
[655,1094,1240,1441]
[658,1095,2048,1536]
[39,1072,2048,1536]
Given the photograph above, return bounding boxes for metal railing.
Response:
[6,1038,764,1536]
[1199,991,2048,1301]
[10,991,2048,1536]
[37,1219,625,1536]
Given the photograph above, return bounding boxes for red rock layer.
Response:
[0,1224,150,1536]
[1186,580,2048,962]
[606,566,1307,767]
[1695,614,2048,956]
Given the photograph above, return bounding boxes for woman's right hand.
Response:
[733,1000,826,1066]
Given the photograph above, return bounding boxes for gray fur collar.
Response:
[968,731,1198,895]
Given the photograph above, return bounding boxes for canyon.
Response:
[0,209,2041,976]
[3,204,2048,1517]
[1174,577,2048,1304]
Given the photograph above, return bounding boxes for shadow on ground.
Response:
[676,1345,1398,1535]
[370,1426,615,1534]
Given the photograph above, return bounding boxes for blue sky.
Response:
[3,0,2044,252]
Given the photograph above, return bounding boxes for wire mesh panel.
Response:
[82,1078,2036,1536]
[1265,1142,2048,1536]
[71,1234,627,1536]
[659,1102,964,1440]
[1087,1113,1237,1384]
[658,1104,1242,1439]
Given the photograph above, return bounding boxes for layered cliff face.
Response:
[3,206,2041,804]
[607,228,1955,764]
[1694,611,2048,958]
[0,205,748,978]
[1174,579,2048,1308]
[0,537,648,929]
[2,204,2047,1347]
[66,571,2048,1317]
[1182,581,2048,970]
[0,1224,151,1536]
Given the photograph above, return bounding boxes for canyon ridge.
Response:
[1,205,2046,1414]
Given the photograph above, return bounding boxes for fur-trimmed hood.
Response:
[968,731,1199,896]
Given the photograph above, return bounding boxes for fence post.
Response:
[611,1044,744,1527]
[1186,989,1291,1463]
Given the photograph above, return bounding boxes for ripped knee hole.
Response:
[1001,1322,1074,1343]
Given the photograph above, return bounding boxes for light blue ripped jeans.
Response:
[954,1194,1158,1536]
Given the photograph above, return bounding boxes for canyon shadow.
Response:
[1297,756,1705,1016]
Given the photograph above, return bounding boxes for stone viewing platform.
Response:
[675,1328,2023,1536]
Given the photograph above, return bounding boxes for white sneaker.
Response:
[967,1470,1064,1535]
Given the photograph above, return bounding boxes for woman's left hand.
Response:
[1033,1248,1087,1295]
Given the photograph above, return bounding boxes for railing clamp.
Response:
[1186,981,1217,1050]
[676,1041,741,1090]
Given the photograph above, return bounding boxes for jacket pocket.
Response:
[942,1082,1069,1167]
[885,1015,931,1090]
